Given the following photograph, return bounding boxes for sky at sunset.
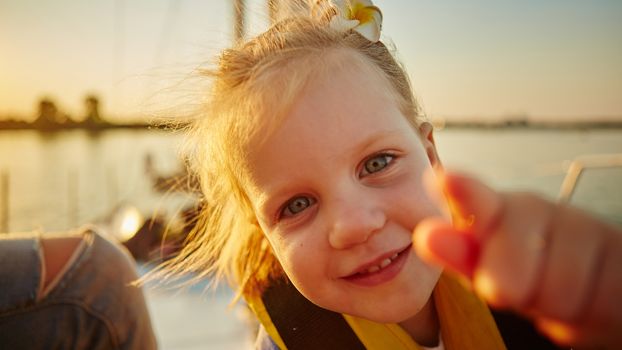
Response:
[1,0,621,121]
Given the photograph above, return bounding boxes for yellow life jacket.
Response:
[246,273,507,350]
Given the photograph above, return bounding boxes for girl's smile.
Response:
[341,243,412,287]
[245,50,446,324]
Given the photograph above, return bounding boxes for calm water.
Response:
[435,128,622,226]
[0,129,190,232]
[1,128,621,231]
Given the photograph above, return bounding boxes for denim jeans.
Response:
[0,228,157,349]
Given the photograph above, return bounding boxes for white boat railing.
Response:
[558,153,622,203]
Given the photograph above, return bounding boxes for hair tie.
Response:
[328,0,383,42]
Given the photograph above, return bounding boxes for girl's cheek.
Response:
[422,170,452,221]
[273,237,302,268]
[392,178,439,221]
[264,232,292,267]
[402,167,450,221]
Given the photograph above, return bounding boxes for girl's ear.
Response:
[419,122,442,169]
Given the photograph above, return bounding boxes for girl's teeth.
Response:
[362,251,403,274]
[379,258,392,268]
[367,265,380,273]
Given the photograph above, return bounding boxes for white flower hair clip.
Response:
[328,0,383,42]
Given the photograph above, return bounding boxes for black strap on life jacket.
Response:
[261,279,568,350]
[261,278,366,350]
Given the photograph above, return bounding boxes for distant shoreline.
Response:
[1,119,622,131]
[0,120,171,132]
[437,120,622,130]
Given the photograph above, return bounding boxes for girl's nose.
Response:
[328,196,386,250]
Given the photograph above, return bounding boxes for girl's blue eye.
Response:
[361,154,394,176]
[281,196,315,218]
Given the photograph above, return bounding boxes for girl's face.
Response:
[246,57,445,323]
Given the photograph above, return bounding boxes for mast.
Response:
[234,0,246,42]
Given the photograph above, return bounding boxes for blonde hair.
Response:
[167,13,424,298]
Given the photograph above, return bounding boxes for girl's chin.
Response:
[345,300,431,324]
[353,281,442,323]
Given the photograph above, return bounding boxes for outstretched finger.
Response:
[433,171,504,240]
[423,171,552,308]
[416,171,504,278]
[413,217,480,278]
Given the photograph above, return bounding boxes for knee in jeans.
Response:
[39,235,84,298]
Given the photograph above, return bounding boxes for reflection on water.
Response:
[0,129,192,232]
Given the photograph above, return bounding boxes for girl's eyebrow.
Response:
[343,128,408,156]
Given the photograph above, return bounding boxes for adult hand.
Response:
[413,172,622,349]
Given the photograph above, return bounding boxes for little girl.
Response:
[169,1,622,349]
